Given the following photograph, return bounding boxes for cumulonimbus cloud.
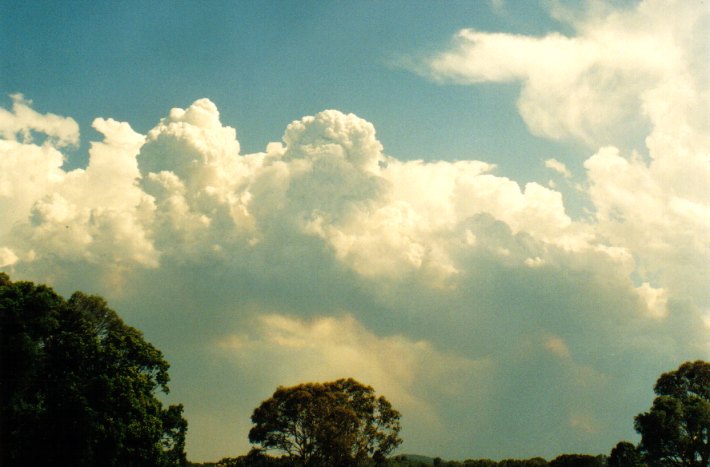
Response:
[1,0,708,460]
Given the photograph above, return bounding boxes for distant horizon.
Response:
[1,0,708,462]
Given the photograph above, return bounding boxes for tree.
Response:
[608,441,643,467]
[216,448,290,466]
[499,459,548,467]
[249,378,402,466]
[548,454,606,466]
[0,273,188,466]
[634,360,710,466]
[462,460,498,467]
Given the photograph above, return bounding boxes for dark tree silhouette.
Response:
[0,273,187,466]
[249,378,401,466]
[608,441,643,466]
[548,454,605,466]
[634,360,710,466]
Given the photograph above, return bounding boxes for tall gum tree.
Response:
[249,378,402,466]
[635,360,710,467]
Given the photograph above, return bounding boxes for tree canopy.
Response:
[0,273,187,466]
[607,441,642,467]
[634,360,710,467]
[249,378,402,466]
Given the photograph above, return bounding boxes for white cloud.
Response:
[282,109,384,173]
[1,89,707,461]
[585,145,710,309]
[545,158,572,178]
[0,94,79,147]
[422,0,707,145]
[1,112,157,278]
[2,4,709,455]
[0,246,18,267]
[416,0,710,320]
[0,139,66,234]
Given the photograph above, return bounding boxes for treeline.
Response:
[192,452,607,466]
[394,454,606,466]
[197,360,707,467]
[2,275,708,466]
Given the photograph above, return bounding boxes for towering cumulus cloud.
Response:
[1,0,708,461]
[420,0,710,323]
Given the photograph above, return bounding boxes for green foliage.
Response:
[498,459,549,467]
[635,360,710,466]
[0,273,187,466]
[461,459,498,467]
[249,378,402,466]
[608,441,642,467]
[548,454,605,466]
[388,454,435,466]
[212,448,289,466]
[385,456,561,467]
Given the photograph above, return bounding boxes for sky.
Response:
[1,0,709,462]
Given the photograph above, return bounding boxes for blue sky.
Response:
[2,1,581,175]
[1,0,709,462]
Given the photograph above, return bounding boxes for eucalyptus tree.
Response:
[635,360,710,466]
[0,273,187,466]
[249,378,401,466]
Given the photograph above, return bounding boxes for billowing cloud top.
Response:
[1,0,708,461]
